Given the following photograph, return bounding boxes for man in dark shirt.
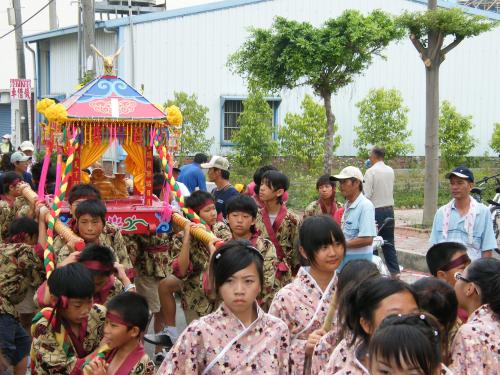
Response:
[177,153,208,193]
[201,156,239,219]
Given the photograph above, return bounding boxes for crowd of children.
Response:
[0,162,498,375]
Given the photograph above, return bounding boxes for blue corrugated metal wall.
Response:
[0,104,11,137]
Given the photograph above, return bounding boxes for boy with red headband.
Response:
[55,199,134,279]
[52,184,134,279]
[149,191,231,356]
[255,170,301,275]
[0,172,31,240]
[36,244,133,309]
[85,292,155,375]
[31,263,107,374]
[0,216,46,375]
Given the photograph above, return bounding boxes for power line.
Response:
[0,0,56,40]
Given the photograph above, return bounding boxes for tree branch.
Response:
[429,32,445,61]
[409,34,427,59]
[441,36,464,56]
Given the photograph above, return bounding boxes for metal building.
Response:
[24,0,500,156]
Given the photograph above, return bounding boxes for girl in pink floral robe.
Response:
[157,240,290,375]
[311,259,380,375]
[269,215,346,374]
[320,277,419,374]
[450,258,500,374]
[368,314,454,375]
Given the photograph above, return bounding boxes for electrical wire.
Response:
[0,0,56,40]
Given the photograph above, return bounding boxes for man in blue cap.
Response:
[430,166,496,260]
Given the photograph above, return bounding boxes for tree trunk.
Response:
[322,92,335,175]
[422,64,440,226]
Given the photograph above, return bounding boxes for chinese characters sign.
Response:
[10,79,31,100]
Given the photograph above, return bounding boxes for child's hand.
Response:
[57,252,79,267]
[208,237,219,255]
[86,358,108,375]
[114,262,127,280]
[305,328,326,356]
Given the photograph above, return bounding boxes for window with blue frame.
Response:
[221,96,280,145]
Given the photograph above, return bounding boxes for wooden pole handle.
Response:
[20,185,85,251]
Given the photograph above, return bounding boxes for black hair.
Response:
[31,161,56,194]
[369,313,442,374]
[75,199,107,224]
[8,217,39,240]
[216,168,230,180]
[426,242,468,276]
[193,153,208,164]
[226,195,258,218]
[371,146,386,160]
[336,260,381,340]
[340,277,419,347]
[253,165,277,195]
[153,173,165,198]
[106,292,150,332]
[413,277,457,360]
[316,175,335,190]
[79,244,116,277]
[261,170,289,204]
[299,215,346,266]
[68,183,102,205]
[2,171,22,193]
[48,263,95,299]
[153,156,162,174]
[466,258,500,316]
[349,177,363,192]
[337,259,380,296]
[210,240,264,292]
[185,190,214,211]
[0,153,13,172]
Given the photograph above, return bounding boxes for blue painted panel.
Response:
[0,105,12,137]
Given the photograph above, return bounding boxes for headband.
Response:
[81,260,114,272]
[106,311,132,327]
[440,254,470,272]
[193,199,214,213]
[8,178,22,190]
[8,232,27,243]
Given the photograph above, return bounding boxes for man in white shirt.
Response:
[364,146,400,276]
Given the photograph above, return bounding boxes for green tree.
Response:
[354,88,413,160]
[490,123,500,154]
[399,1,496,225]
[228,11,403,174]
[279,94,339,172]
[231,88,277,169]
[166,92,214,162]
[439,101,477,168]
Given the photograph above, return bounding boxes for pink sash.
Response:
[261,204,287,261]
[105,343,146,375]
[261,205,289,279]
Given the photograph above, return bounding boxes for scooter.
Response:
[471,172,500,254]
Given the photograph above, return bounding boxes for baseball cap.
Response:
[445,166,474,182]
[2,134,11,139]
[201,156,230,172]
[10,151,30,163]
[20,141,34,152]
[332,166,364,182]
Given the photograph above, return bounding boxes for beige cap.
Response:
[20,141,34,152]
[201,156,230,171]
[332,166,364,182]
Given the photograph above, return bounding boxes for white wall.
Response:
[44,0,500,156]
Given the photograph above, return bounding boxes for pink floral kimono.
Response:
[449,304,499,374]
[157,302,290,374]
[311,322,340,375]
[269,267,337,375]
[319,338,369,375]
